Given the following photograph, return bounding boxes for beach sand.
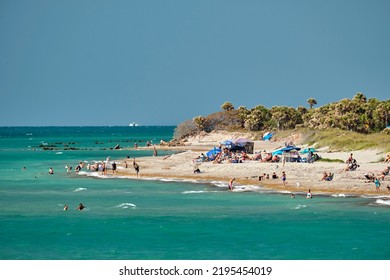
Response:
[115,131,390,197]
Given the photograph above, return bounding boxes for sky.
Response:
[1,0,389,126]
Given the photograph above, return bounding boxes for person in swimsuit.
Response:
[133,158,140,177]
[228,178,235,191]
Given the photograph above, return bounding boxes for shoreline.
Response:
[84,134,390,198]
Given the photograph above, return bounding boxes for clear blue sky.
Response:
[1,0,389,126]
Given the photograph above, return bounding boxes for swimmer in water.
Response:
[77,203,85,211]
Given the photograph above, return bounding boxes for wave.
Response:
[331,193,346,198]
[292,204,308,210]
[375,199,390,206]
[115,203,136,209]
[182,190,207,194]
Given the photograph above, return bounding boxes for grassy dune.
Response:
[274,128,390,152]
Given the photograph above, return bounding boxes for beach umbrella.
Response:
[272,146,301,156]
[220,140,234,146]
[206,147,221,158]
[263,132,273,140]
[301,147,317,154]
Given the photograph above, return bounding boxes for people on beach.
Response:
[77,203,85,211]
[346,153,354,164]
[272,172,278,179]
[112,161,117,174]
[133,158,140,177]
[321,172,334,181]
[374,177,381,192]
[75,162,83,172]
[379,166,389,180]
[306,189,312,199]
[228,178,235,191]
[282,151,286,167]
[281,171,286,186]
[102,162,107,175]
[193,164,201,174]
[153,147,158,157]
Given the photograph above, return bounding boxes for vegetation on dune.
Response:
[174,93,390,151]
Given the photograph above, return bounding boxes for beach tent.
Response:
[272,145,301,156]
[233,138,254,154]
[263,132,273,141]
[301,147,317,154]
[206,147,221,160]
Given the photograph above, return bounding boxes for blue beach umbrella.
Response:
[206,147,221,159]
[272,146,301,156]
[301,148,317,154]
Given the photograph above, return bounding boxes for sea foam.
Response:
[375,199,390,206]
[115,203,136,209]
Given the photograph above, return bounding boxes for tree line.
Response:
[174,93,390,139]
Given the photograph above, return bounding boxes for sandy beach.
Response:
[115,131,390,197]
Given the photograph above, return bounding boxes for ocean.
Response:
[0,126,389,260]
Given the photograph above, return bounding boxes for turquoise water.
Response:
[0,126,390,260]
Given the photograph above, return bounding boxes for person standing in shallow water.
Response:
[228,178,235,191]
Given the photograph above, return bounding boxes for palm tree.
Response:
[307,98,318,109]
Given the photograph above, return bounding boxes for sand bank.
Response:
[115,132,390,197]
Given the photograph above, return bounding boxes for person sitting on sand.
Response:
[346,153,354,164]
[193,164,201,174]
[321,172,334,181]
[379,166,389,180]
[272,172,278,179]
[321,172,329,181]
[364,172,375,182]
[383,154,390,163]
[241,152,251,161]
[262,153,272,162]
[253,152,262,161]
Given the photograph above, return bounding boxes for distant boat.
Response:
[129,122,139,127]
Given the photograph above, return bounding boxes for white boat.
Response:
[129,122,139,127]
